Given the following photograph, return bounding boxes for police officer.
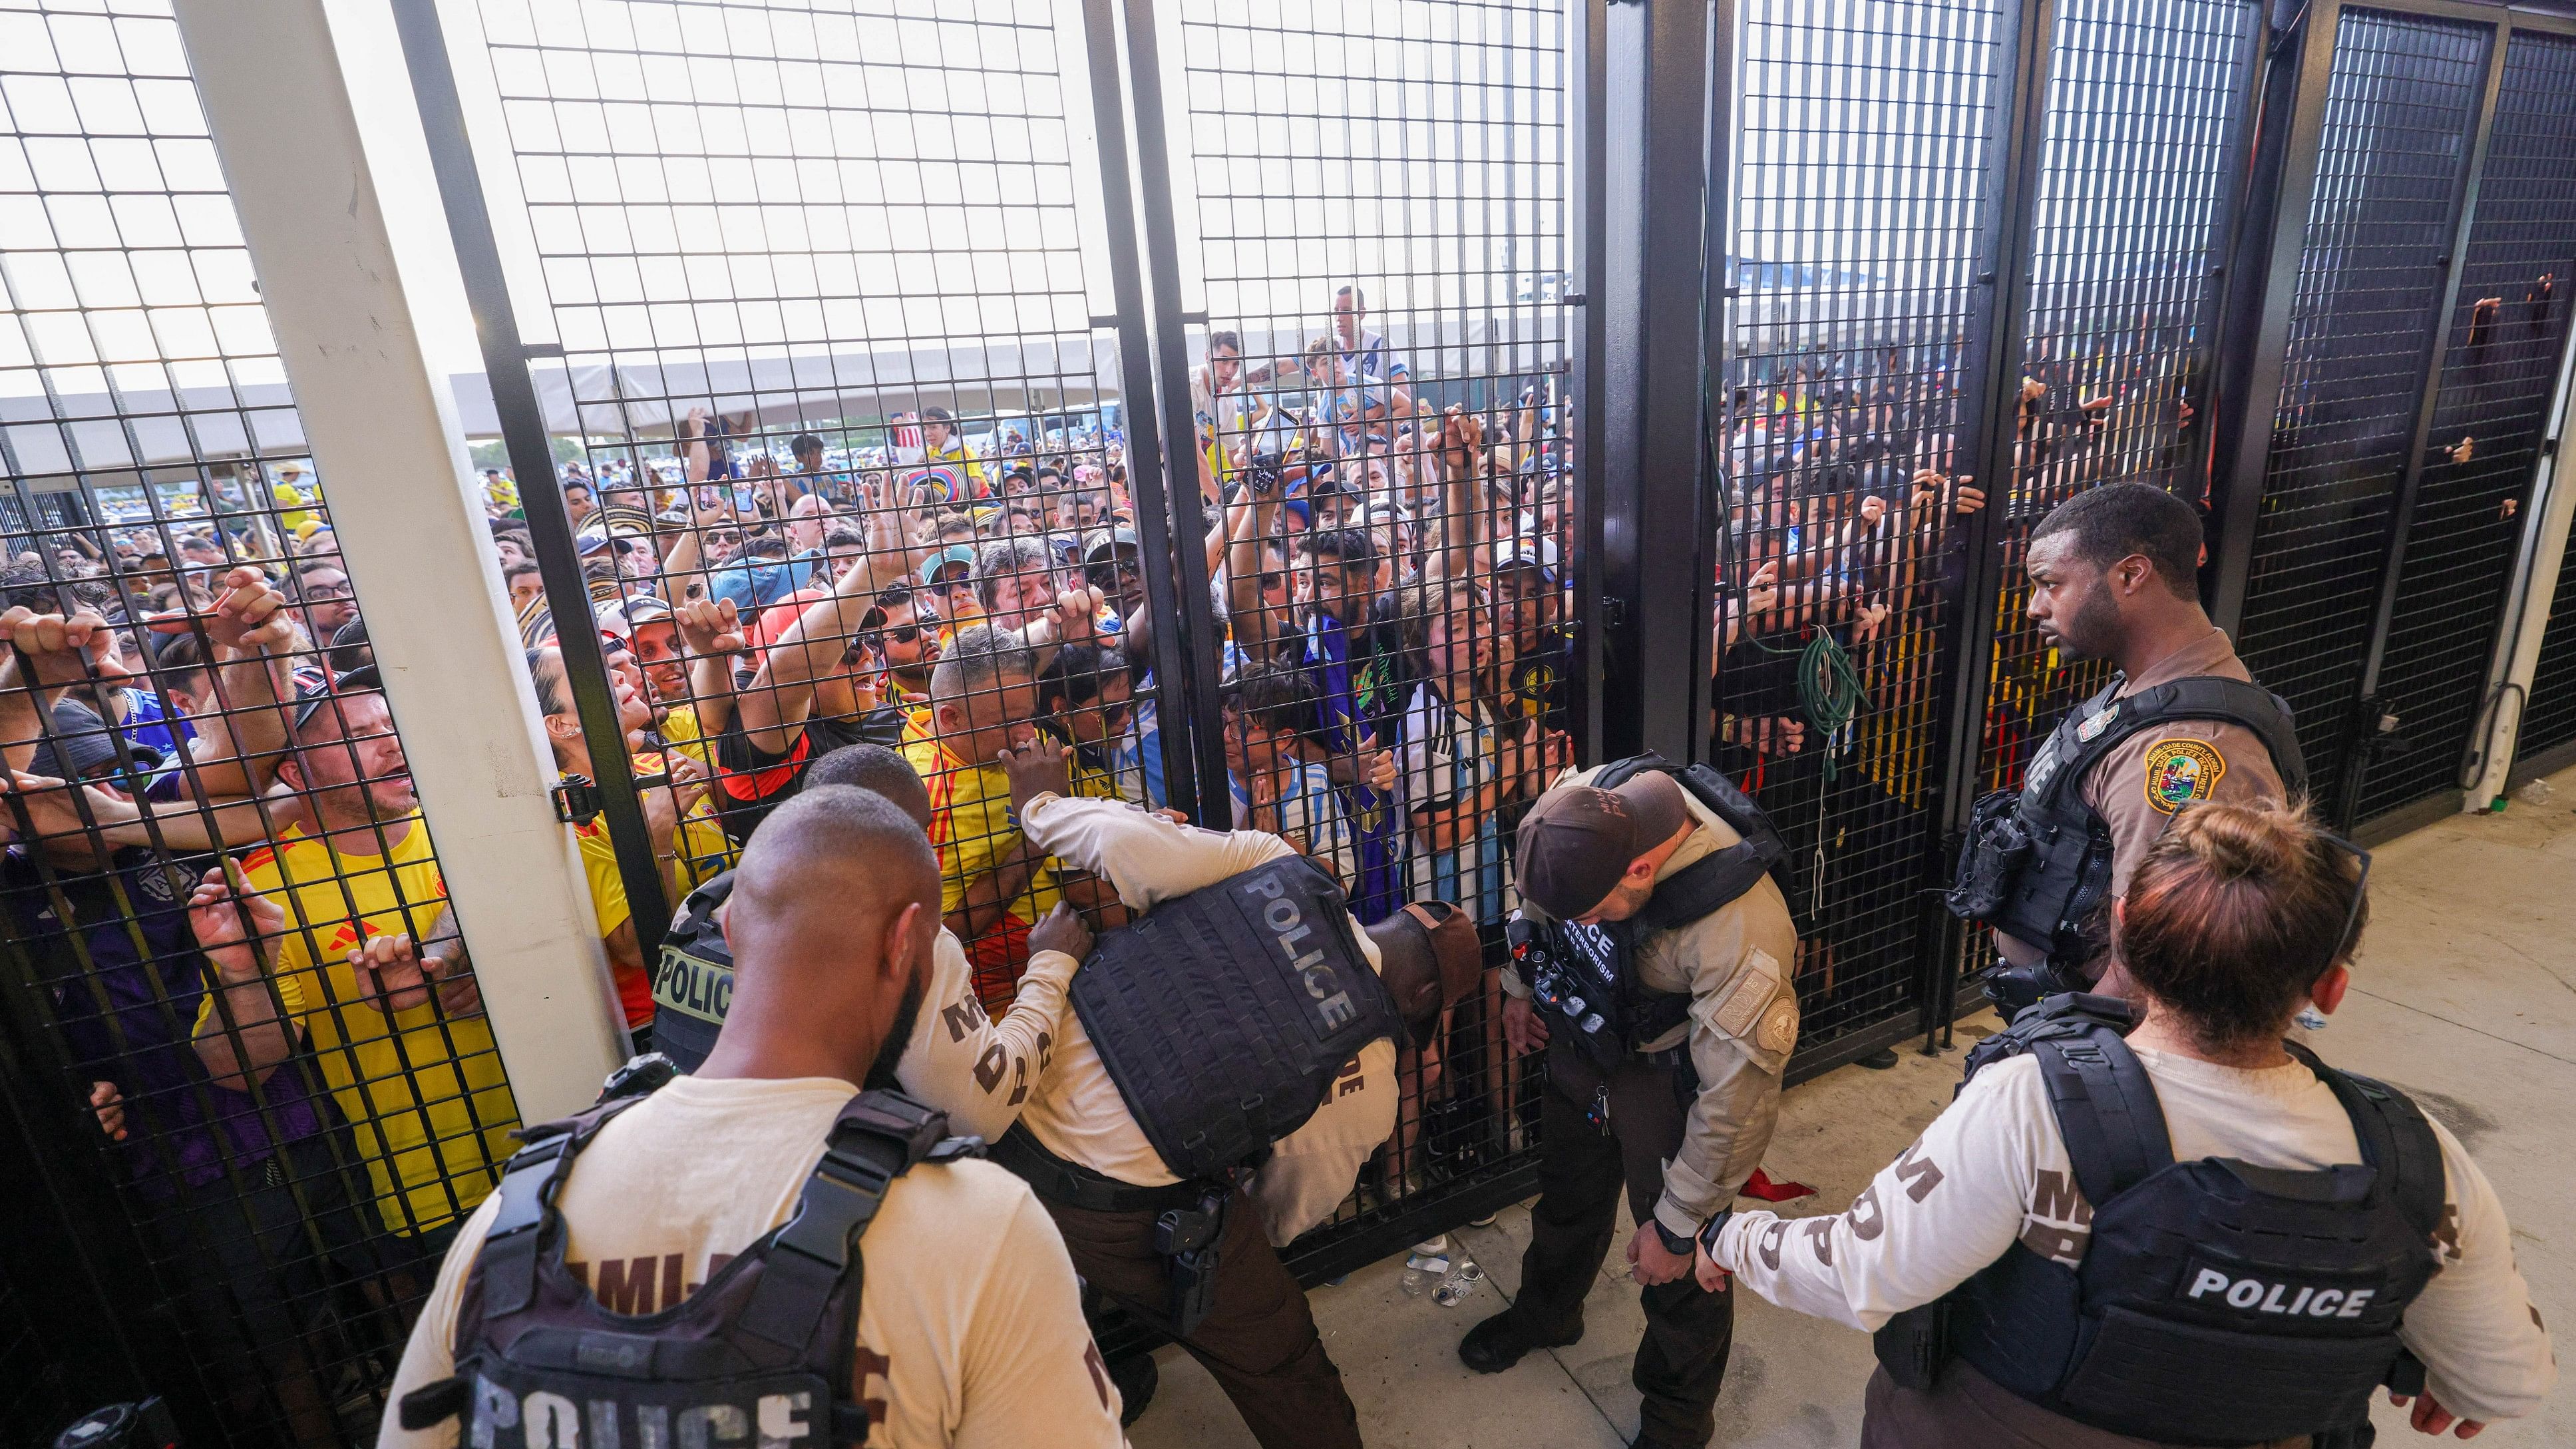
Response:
[989,744,1484,1449]
[651,743,1091,1147]
[1710,799,2554,1447]
[1952,481,2302,1014]
[375,787,1125,1448]
[1463,756,1801,1449]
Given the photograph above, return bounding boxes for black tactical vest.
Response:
[396,1085,976,1449]
[1510,753,1788,1070]
[1948,674,2306,965]
[651,873,735,1073]
[1068,853,1405,1181]
[1874,1006,2445,1447]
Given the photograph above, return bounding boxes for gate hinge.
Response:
[552,773,602,826]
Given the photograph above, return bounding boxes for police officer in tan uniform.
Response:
[989,741,1483,1449]
[1956,482,2301,1012]
[1465,759,1801,1449]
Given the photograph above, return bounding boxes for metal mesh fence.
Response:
[456,0,1149,1023]
[1165,0,1571,1267]
[2527,531,2576,767]
[1974,0,2249,797]
[2233,5,2491,827]
[2364,27,2576,819]
[11,0,2576,1440]
[1,3,520,1444]
[1719,0,2000,1054]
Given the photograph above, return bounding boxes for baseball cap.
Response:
[291,662,383,735]
[28,700,163,785]
[1083,524,1140,562]
[1515,770,1692,919]
[918,544,976,586]
[1499,534,1562,584]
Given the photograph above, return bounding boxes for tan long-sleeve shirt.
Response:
[898,928,1077,1145]
[1013,794,1400,1244]
[1503,763,1804,1241]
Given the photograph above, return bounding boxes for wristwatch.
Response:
[1696,1209,1733,1257]
[1653,1218,1696,1259]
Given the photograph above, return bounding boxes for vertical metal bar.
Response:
[1697,0,1738,729]
[387,0,671,958]
[1594,0,1715,764]
[1918,0,2056,1050]
[2207,2,2343,630]
[1115,0,1233,831]
[1079,0,1208,827]
[1569,0,1609,764]
[2183,0,2277,515]
[2337,17,2511,827]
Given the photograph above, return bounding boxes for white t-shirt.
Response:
[1399,680,1507,919]
[379,1076,1127,1449]
[1232,760,1359,887]
[1716,1045,2555,1426]
[1014,794,1398,1243]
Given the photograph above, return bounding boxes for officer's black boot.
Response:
[1458,1307,1584,1373]
[1108,1351,1157,1426]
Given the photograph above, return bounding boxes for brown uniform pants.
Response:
[1862,1362,2312,1449]
[1504,1037,1735,1446]
[1041,1187,1361,1449]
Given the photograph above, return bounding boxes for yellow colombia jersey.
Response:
[231,814,519,1236]
[904,735,1114,984]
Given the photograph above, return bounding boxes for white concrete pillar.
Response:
[167,0,625,1116]
[2464,332,2576,809]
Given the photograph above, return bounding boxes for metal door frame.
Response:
[2206,0,2576,838]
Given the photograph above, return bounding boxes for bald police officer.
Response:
[990,742,1485,1449]
[378,786,1124,1448]
[1951,481,2303,1013]
[651,743,1092,1147]
[1463,756,1801,1449]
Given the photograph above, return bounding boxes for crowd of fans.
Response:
[0,278,2129,1446]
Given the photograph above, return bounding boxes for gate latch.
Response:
[552,773,602,826]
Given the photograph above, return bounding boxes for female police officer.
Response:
[1706,800,2553,1446]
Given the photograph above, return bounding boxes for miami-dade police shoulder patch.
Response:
[2143,737,2227,815]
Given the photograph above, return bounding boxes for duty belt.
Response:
[992,1124,1212,1215]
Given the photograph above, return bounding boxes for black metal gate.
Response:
[2230,3,2576,839]
[13,2,2576,1444]
[2364,27,2576,823]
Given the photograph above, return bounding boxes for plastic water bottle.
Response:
[1433,1255,1486,1308]
[1400,1237,1449,1297]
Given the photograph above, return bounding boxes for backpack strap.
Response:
[737,1089,967,1353]
[2031,1023,2173,1207]
[1596,753,1791,934]
[476,1094,655,1318]
[2287,1040,2446,1245]
[1956,991,2138,1094]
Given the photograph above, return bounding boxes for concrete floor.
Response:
[1129,763,2576,1447]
